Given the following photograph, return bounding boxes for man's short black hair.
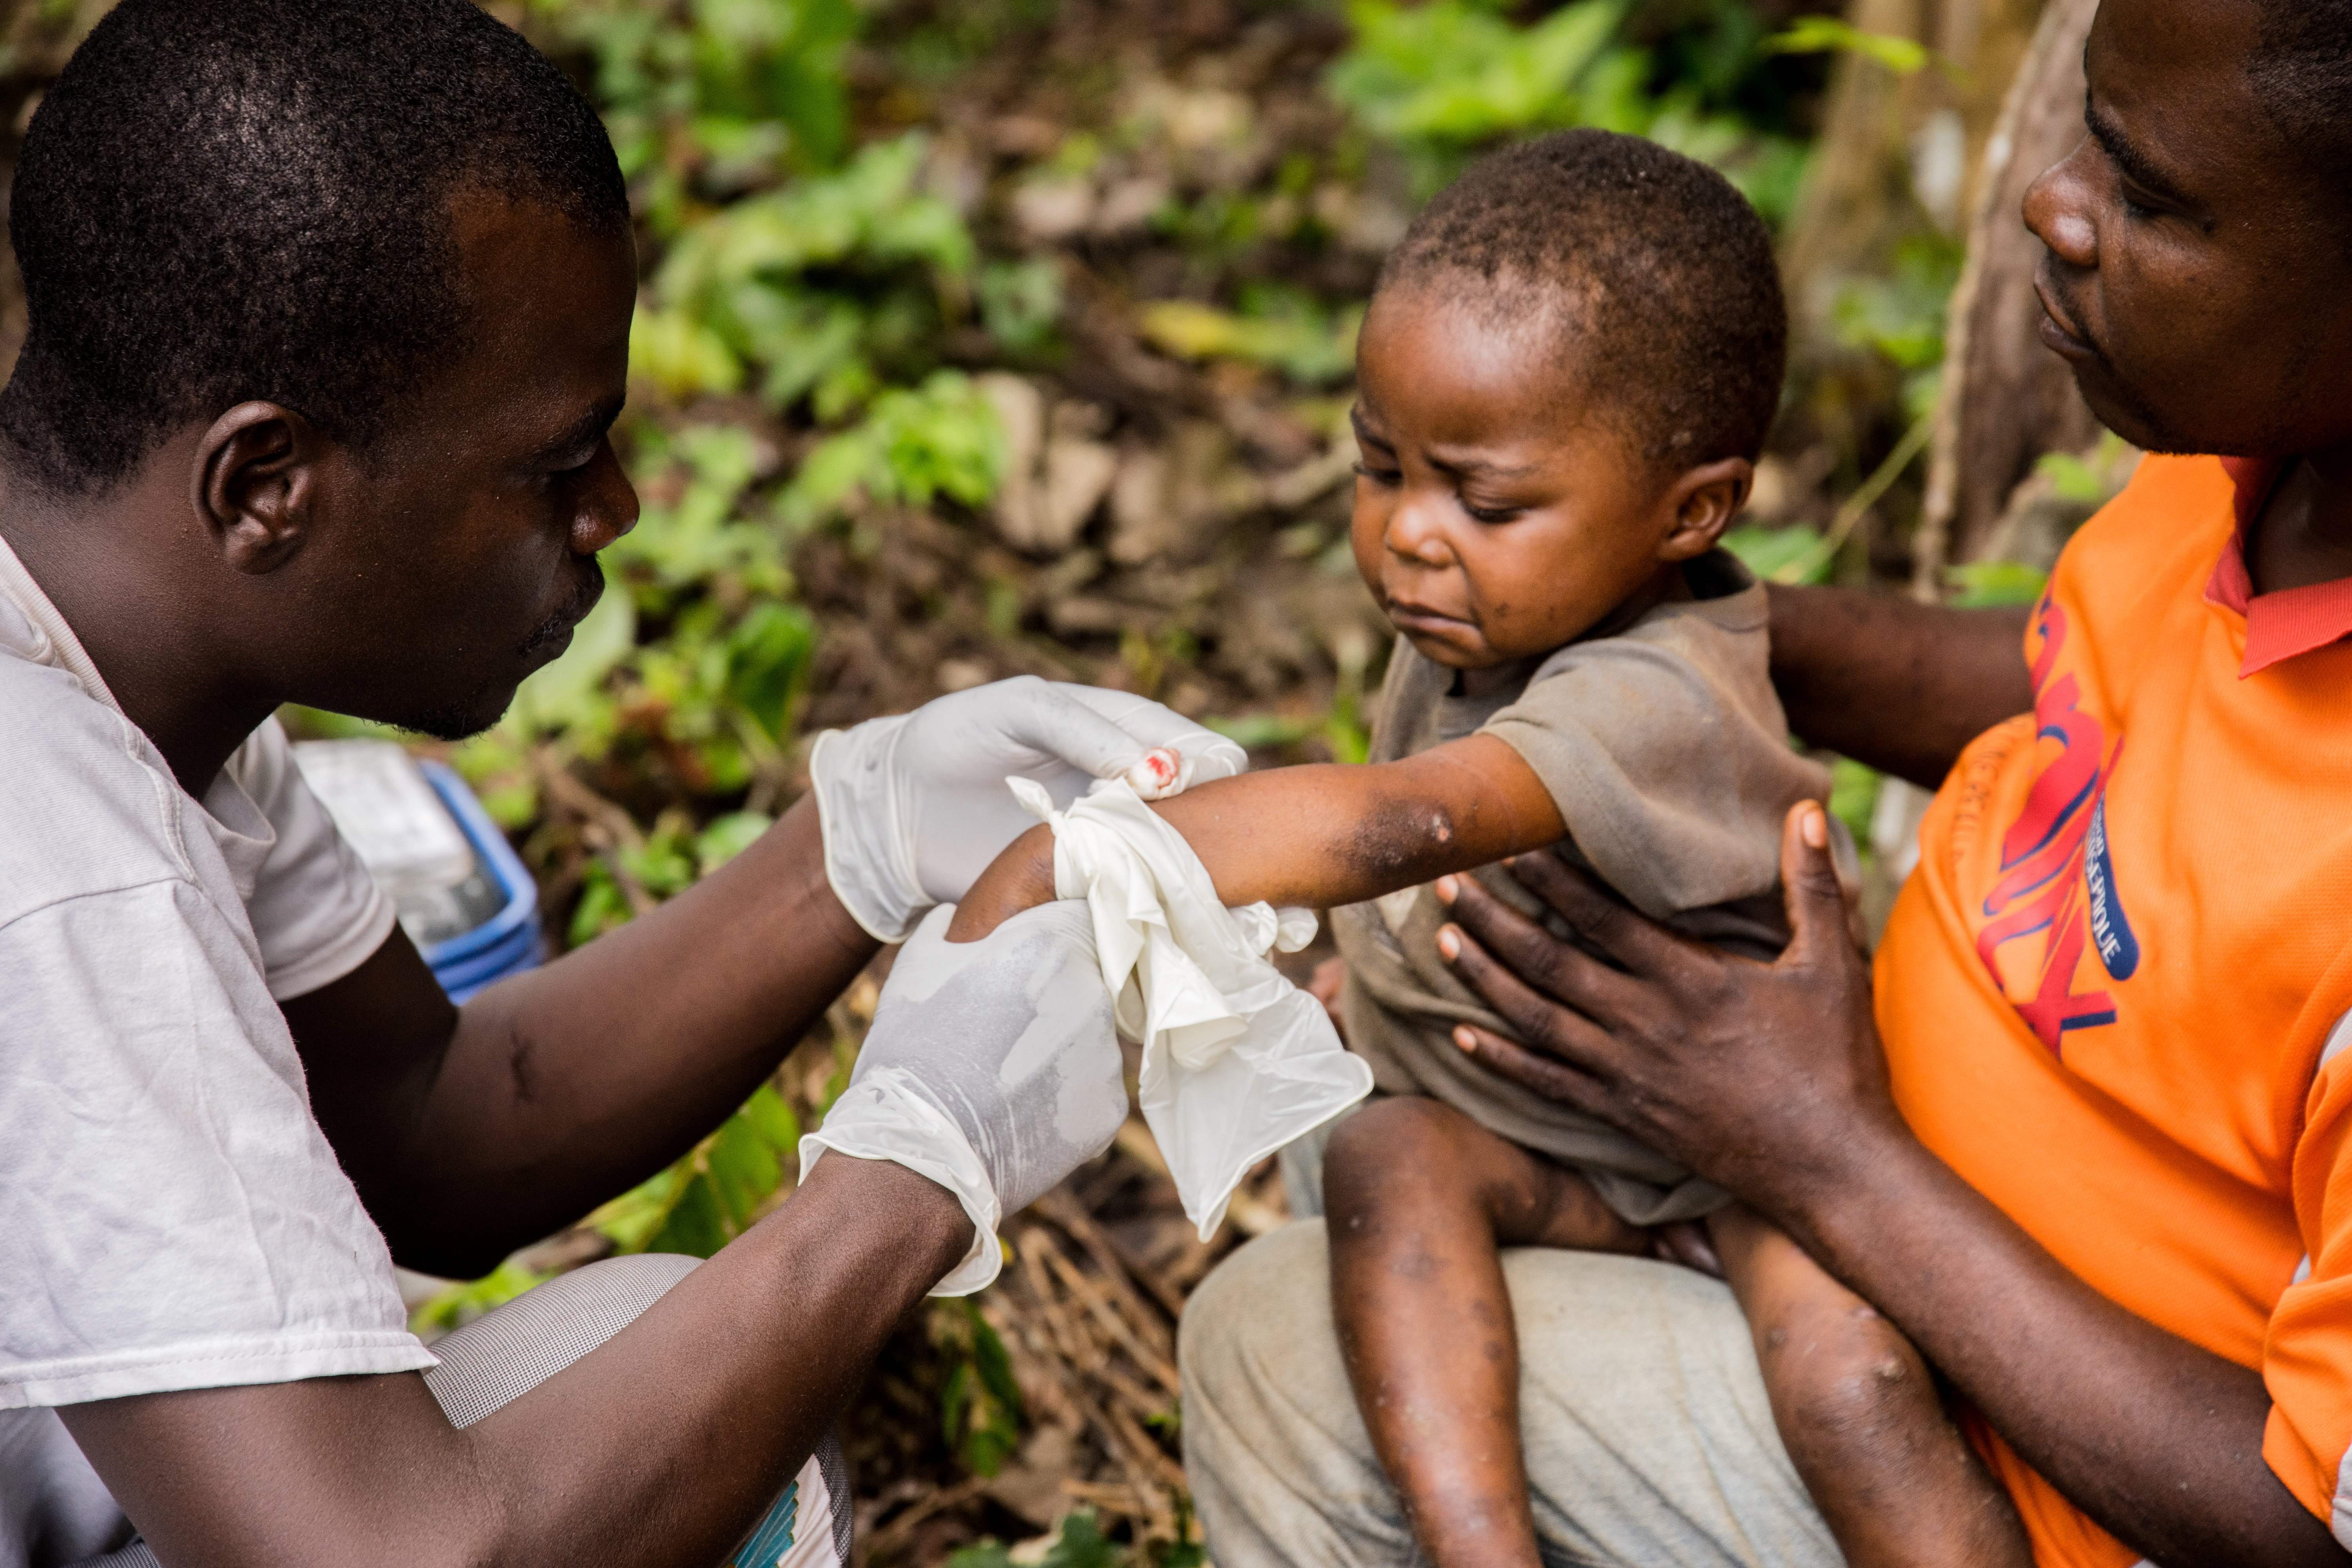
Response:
[0,0,629,493]
[1377,129,1785,470]
[2250,0,2352,223]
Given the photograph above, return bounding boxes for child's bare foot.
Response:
[1711,1207,2031,1568]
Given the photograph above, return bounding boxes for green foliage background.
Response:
[388,0,1891,1323]
[287,0,2024,1554]
[0,0,2121,1553]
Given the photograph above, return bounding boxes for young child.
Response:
[951,130,2027,1566]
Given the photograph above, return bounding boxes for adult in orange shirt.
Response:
[1179,0,2352,1563]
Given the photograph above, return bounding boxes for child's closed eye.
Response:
[1353,459,1401,486]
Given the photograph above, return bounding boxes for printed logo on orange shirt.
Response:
[1973,595,2142,1052]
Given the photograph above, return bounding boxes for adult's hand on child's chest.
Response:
[1432,802,1904,1228]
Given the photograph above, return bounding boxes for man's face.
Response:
[289,191,639,739]
[2022,0,2352,457]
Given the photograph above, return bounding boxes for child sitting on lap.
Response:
[952,129,2027,1568]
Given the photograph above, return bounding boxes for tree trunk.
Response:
[1915,0,2103,586]
[1781,0,2046,334]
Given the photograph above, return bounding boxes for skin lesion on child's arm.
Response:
[942,734,1566,944]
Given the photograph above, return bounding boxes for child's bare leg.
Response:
[1711,1207,2031,1568]
[1324,1098,1644,1568]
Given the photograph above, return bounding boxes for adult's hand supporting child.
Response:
[1434,805,2351,1568]
[1432,804,1887,1218]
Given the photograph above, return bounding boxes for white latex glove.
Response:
[799,902,1125,1294]
[811,677,1246,942]
[1011,777,1372,1238]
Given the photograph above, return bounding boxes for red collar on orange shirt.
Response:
[2203,456,2352,675]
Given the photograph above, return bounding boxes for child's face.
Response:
[1348,288,1701,671]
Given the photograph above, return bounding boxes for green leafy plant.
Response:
[1328,0,1630,153]
[2033,432,2138,508]
[1138,287,1362,387]
[936,1299,1026,1477]
[947,1512,1123,1568]
[1828,754,1882,854]
[1326,0,1809,219]
[777,369,1007,530]
[410,1255,555,1338]
[613,424,788,597]
[947,1510,1206,1568]
[1721,521,1833,585]
[1760,15,1930,76]
[529,0,860,231]
[1832,234,1965,418]
[979,257,1067,357]
[1944,560,2050,608]
[583,1082,804,1257]
[644,133,978,415]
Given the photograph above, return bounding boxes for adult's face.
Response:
[282,191,640,740]
[2021,0,2352,458]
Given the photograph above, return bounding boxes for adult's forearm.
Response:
[67,1157,970,1568]
[463,1158,965,1563]
[1766,584,2033,789]
[1789,1129,2342,1566]
[405,793,878,1269]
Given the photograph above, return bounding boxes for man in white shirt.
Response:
[0,3,1230,1564]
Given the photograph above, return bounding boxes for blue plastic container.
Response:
[414,760,545,1002]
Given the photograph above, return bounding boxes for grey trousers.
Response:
[1178,1220,1843,1568]
[76,1254,849,1568]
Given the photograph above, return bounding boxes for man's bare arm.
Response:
[1436,823,2347,1568]
[1766,584,2034,788]
[287,791,878,1277]
[64,1157,967,1568]
[947,734,1566,942]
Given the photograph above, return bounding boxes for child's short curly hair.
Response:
[1378,129,1786,470]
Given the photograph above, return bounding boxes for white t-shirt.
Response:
[0,536,432,1566]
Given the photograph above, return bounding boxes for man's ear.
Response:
[189,402,325,575]
[1655,456,1753,563]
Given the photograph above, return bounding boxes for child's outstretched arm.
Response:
[946,734,1562,941]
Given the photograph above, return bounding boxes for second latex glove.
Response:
[1011,777,1372,1238]
[812,677,1247,942]
[800,902,1124,1294]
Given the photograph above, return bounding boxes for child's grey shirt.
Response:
[1330,549,1845,1225]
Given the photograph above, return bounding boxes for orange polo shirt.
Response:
[1877,453,2352,1565]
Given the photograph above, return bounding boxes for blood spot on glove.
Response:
[1124,746,1184,800]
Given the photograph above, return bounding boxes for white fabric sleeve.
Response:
[0,881,431,1409]
[1010,777,1372,1237]
[233,719,397,1000]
